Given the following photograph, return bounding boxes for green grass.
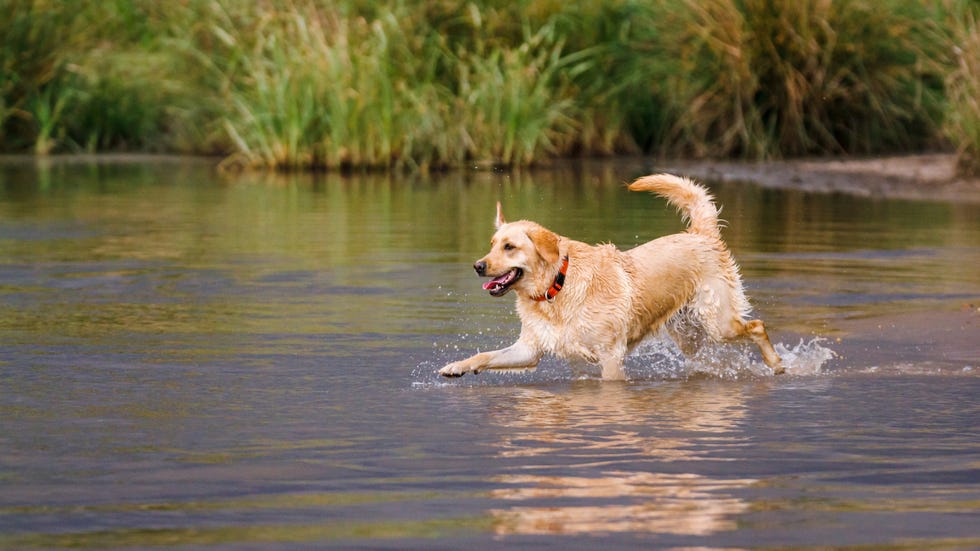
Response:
[0,0,977,171]
[647,0,947,159]
[0,0,199,154]
[945,0,980,174]
[448,20,582,166]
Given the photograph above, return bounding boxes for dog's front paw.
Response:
[439,361,474,378]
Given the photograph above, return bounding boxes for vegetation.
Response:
[945,0,980,174]
[1,0,978,173]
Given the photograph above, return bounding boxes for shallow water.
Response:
[1,158,978,549]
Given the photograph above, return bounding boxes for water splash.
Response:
[629,335,837,380]
[415,333,837,386]
[855,362,978,377]
[774,338,838,376]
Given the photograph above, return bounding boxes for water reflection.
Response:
[486,382,757,536]
[491,471,752,536]
[2,159,979,549]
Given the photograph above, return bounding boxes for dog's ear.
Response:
[495,202,507,229]
[527,227,560,265]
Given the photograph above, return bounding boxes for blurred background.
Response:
[1,0,978,173]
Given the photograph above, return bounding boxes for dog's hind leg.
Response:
[697,277,785,374]
[719,317,783,374]
[666,313,707,358]
[743,319,784,374]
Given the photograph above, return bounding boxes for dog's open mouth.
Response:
[482,268,523,297]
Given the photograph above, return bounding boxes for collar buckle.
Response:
[534,255,568,302]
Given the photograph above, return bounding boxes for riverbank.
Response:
[667,153,980,203]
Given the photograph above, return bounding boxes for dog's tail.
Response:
[628,173,721,240]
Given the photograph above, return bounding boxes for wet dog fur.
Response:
[439,173,783,380]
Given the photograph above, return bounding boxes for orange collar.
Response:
[533,256,569,302]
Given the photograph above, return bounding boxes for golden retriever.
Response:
[439,173,783,380]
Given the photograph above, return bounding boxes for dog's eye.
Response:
[503,243,515,251]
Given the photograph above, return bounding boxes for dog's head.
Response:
[473,202,561,298]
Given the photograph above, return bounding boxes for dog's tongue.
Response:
[483,271,514,290]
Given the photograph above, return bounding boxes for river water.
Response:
[1,158,978,549]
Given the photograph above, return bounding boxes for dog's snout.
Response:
[474,260,487,276]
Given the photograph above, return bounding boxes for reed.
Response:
[0,0,199,153]
[652,0,947,159]
[193,1,446,169]
[0,0,77,152]
[0,0,973,171]
[944,1,980,175]
[193,1,588,169]
[448,21,582,166]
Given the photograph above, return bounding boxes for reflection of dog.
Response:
[487,383,754,536]
[440,173,783,380]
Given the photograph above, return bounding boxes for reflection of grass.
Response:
[0,489,469,515]
[0,0,977,170]
[0,516,496,548]
[0,485,494,545]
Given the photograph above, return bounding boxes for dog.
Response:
[439,173,783,380]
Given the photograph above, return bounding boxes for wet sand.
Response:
[667,153,980,203]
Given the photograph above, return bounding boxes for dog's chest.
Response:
[518,301,622,361]
[522,312,571,351]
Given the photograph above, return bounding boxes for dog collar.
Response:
[534,255,569,302]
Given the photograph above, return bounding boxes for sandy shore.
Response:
[665,153,980,203]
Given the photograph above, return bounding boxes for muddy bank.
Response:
[666,153,980,203]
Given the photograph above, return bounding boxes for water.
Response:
[1,158,978,549]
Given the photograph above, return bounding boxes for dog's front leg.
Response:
[439,340,540,378]
[599,343,628,381]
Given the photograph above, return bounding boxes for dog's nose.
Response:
[474,261,487,276]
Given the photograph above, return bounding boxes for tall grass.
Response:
[0,0,976,171]
[0,0,199,153]
[945,0,980,174]
[196,2,415,169]
[650,0,947,159]
[191,1,582,169]
[0,0,78,153]
[449,21,585,166]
